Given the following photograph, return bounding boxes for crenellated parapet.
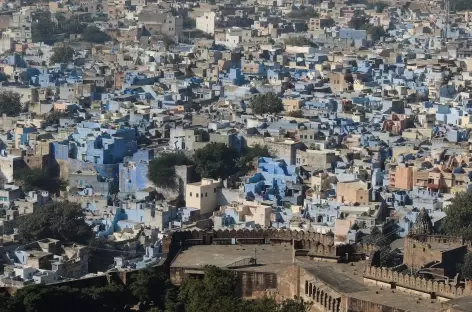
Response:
[363,265,472,299]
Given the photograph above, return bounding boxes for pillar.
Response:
[335,298,341,312]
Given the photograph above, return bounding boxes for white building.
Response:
[196,12,216,35]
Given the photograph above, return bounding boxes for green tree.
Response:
[0,91,21,116]
[82,26,110,43]
[83,283,130,310]
[162,35,175,51]
[367,2,388,13]
[283,36,316,47]
[451,0,472,11]
[287,7,318,19]
[14,167,67,194]
[148,152,193,189]
[462,252,472,279]
[238,145,271,173]
[321,18,336,28]
[50,46,75,64]
[44,110,69,125]
[250,92,284,115]
[9,283,130,312]
[32,15,57,42]
[287,110,303,118]
[193,143,239,179]
[442,191,472,240]
[175,265,238,312]
[278,298,311,312]
[349,13,370,30]
[17,201,93,243]
[183,17,196,29]
[130,269,173,308]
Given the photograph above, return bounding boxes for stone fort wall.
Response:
[363,265,472,299]
[163,229,377,261]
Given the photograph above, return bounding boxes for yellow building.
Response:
[185,179,220,217]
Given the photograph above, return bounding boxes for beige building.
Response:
[336,180,370,204]
[296,149,337,170]
[217,201,272,228]
[186,179,220,217]
[282,98,302,112]
[196,12,216,35]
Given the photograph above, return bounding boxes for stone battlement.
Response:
[363,265,472,299]
[162,229,376,263]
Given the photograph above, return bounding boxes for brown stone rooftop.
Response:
[171,245,445,312]
[171,244,294,273]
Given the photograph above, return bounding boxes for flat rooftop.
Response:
[347,289,443,312]
[171,244,294,273]
[440,296,472,312]
[297,259,443,312]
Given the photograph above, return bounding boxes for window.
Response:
[201,193,203,197]
[205,193,208,197]
[196,193,199,198]
[214,188,216,193]
[190,192,192,197]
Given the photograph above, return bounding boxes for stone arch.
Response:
[312,285,316,299]
[328,295,332,310]
[308,282,312,296]
[316,289,320,302]
[305,281,309,295]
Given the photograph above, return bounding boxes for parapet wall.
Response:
[363,265,472,299]
[163,229,376,263]
[163,229,337,253]
[410,234,472,250]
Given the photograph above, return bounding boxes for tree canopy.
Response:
[130,269,172,309]
[14,167,67,195]
[286,7,318,19]
[174,265,310,312]
[193,143,239,180]
[451,0,472,11]
[367,2,388,13]
[283,36,317,47]
[238,145,271,174]
[250,92,284,115]
[50,46,75,64]
[0,91,21,116]
[461,252,472,280]
[17,201,93,244]
[148,152,193,189]
[44,111,70,125]
[441,191,472,240]
[348,13,387,42]
[82,26,111,43]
